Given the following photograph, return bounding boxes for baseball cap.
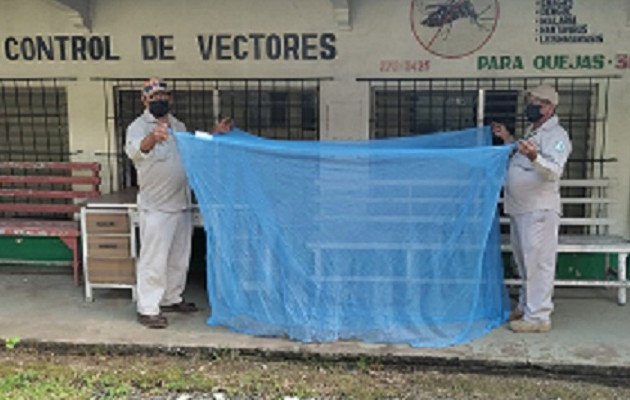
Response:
[142,78,170,98]
[527,85,559,106]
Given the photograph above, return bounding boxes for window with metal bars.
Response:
[0,78,74,218]
[360,76,616,235]
[0,78,71,162]
[99,78,322,189]
[363,77,612,174]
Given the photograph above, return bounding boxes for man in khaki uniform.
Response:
[493,85,572,333]
[126,78,232,329]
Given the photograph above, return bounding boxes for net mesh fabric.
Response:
[175,126,511,347]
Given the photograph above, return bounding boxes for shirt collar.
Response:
[538,114,559,132]
[526,114,559,138]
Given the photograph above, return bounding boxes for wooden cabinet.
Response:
[79,187,202,302]
[81,208,137,301]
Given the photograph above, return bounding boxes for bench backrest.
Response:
[314,177,614,236]
[0,161,101,218]
[498,178,615,234]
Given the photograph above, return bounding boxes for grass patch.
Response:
[0,348,629,399]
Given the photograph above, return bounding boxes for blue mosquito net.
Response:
[175,126,512,347]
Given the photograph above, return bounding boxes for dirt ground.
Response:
[2,345,630,399]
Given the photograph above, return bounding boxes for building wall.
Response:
[1,0,630,235]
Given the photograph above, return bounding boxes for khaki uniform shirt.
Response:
[125,110,191,212]
[504,115,572,216]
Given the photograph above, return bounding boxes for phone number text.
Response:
[379,60,431,73]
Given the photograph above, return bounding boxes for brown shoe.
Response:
[160,301,198,313]
[508,308,524,322]
[137,313,168,329]
[509,319,551,333]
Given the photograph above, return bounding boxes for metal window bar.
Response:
[95,77,325,190]
[0,78,74,162]
[359,76,618,235]
[0,78,76,218]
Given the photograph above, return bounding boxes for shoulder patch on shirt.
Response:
[554,140,566,153]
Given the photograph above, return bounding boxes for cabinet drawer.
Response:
[88,237,131,257]
[85,213,129,233]
[87,258,135,284]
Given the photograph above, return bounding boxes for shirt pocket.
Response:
[152,142,171,161]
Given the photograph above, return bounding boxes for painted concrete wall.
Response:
[1,0,630,235]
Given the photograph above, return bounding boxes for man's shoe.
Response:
[508,308,524,322]
[160,301,198,313]
[137,313,168,329]
[509,319,551,333]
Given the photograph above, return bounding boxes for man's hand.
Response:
[518,140,538,161]
[140,123,168,153]
[491,122,513,143]
[152,123,169,143]
[212,117,233,134]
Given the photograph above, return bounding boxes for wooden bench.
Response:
[0,161,101,285]
[308,177,630,304]
[308,177,497,293]
[500,179,630,305]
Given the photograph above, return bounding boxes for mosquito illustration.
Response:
[414,0,494,41]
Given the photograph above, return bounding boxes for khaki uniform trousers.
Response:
[136,209,193,316]
[510,210,560,323]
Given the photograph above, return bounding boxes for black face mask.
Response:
[149,100,169,118]
[525,103,543,123]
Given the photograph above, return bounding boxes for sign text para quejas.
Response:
[477,54,610,70]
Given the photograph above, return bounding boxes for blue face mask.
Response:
[149,100,169,118]
[525,103,543,123]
